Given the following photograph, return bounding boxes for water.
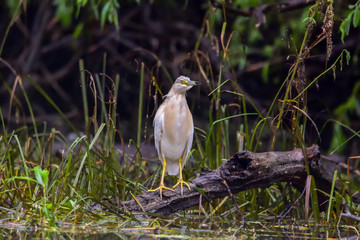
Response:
[0,218,358,239]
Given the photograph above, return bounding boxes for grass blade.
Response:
[71,123,106,196]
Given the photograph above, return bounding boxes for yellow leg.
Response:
[173,157,191,196]
[149,157,173,199]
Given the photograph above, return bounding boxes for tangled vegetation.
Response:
[0,0,360,238]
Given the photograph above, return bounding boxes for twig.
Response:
[341,204,360,222]
[221,178,242,218]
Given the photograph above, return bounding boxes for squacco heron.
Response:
[149,76,200,198]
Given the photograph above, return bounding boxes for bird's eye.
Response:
[181,80,188,85]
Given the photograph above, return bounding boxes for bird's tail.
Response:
[166,160,180,175]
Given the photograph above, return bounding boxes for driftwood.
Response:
[102,145,338,217]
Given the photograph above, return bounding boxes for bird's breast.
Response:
[163,95,193,145]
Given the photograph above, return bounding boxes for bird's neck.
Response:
[166,89,187,99]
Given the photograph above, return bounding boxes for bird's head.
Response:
[170,76,201,94]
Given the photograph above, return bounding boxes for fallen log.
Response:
[100,145,338,216]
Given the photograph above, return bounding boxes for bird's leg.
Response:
[148,157,173,199]
[173,157,191,196]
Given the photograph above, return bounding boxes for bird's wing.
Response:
[182,120,194,166]
[153,105,165,161]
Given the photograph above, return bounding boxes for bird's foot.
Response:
[173,179,191,196]
[149,184,174,199]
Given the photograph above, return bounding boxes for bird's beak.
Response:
[188,80,201,86]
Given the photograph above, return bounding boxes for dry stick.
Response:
[221,178,242,218]
[341,204,360,222]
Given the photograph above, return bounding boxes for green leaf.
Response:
[113,0,120,8]
[101,2,111,29]
[40,169,49,188]
[73,23,84,39]
[43,206,51,219]
[303,16,316,24]
[339,21,347,43]
[261,62,270,84]
[33,166,45,187]
[345,49,351,65]
[4,176,39,184]
[191,185,208,196]
[310,176,320,223]
[56,3,74,27]
[112,6,119,30]
[329,124,347,154]
[326,170,339,222]
[332,65,336,80]
[32,166,49,188]
[353,7,360,27]
[69,200,77,208]
[340,17,351,43]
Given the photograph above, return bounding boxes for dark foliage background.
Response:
[0,0,359,156]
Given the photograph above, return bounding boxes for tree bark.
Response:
[102,145,337,217]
